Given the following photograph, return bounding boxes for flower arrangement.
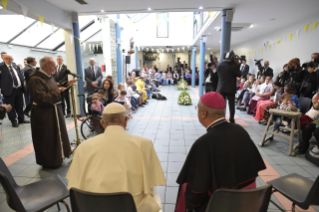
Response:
[178,90,192,105]
[177,79,188,90]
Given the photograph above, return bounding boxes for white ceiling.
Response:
[41,0,319,50]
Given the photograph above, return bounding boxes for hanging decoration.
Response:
[311,22,318,31]
[268,45,271,49]
[253,50,256,55]
[78,39,81,46]
[51,23,55,34]
[83,42,86,51]
[0,0,8,9]
[248,52,251,56]
[96,44,99,50]
[38,15,44,27]
[277,40,281,44]
[155,19,160,26]
[289,33,293,41]
[260,48,263,53]
[18,4,28,18]
[209,12,215,20]
[89,44,92,52]
[296,29,300,37]
[130,19,134,27]
[182,16,187,26]
[305,24,309,32]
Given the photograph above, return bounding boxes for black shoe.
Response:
[18,119,30,124]
[12,122,19,127]
[139,104,145,107]
[24,111,30,118]
[240,107,247,112]
[236,106,242,110]
[65,113,71,118]
[145,101,149,104]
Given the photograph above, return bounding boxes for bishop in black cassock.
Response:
[175,92,266,212]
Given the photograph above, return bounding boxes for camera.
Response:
[224,50,241,67]
[254,59,263,67]
[288,65,295,72]
[301,63,308,71]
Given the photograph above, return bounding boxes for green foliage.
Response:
[178,90,192,105]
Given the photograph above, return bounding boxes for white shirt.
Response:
[6,63,21,88]
[127,86,135,97]
[205,72,211,83]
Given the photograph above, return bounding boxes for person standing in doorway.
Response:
[85,58,102,93]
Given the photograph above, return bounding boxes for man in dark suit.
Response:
[240,60,249,80]
[0,52,7,64]
[166,65,172,73]
[259,61,273,78]
[52,56,71,117]
[216,53,241,123]
[85,58,102,93]
[23,57,37,117]
[182,61,187,70]
[0,54,29,127]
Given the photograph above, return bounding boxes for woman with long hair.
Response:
[98,79,114,106]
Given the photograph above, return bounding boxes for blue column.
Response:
[199,36,206,96]
[135,46,138,69]
[72,21,85,116]
[116,14,123,84]
[219,9,232,62]
[191,46,196,88]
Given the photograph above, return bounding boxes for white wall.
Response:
[232,14,319,78]
[0,43,67,67]
[135,12,193,46]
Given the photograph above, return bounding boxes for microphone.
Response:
[65,70,82,79]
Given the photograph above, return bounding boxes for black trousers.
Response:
[3,88,24,122]
[205,83,215,93]
[300,123,319,153]
[220,92,235,123]
[24,101,32,114]
[61,89,71,115]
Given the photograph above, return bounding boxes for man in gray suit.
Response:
[85,58,102,93]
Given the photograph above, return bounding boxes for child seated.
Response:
[236,77,245,96]
[274,94,298,130]
[300,96,319,129]
[90,93,105,115]
[115,90,132,119]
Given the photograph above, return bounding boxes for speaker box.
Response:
[126,56,131,64]
[226,10,233,22]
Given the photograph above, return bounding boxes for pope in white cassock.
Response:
[67,103,166,212]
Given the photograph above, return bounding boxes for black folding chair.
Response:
[267,173,319,212]
[299,96,312,115]
[70,188,137,212]
[0,157,70,212]
[205,185,272,212]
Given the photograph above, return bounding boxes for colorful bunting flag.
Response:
[289,33,293,41]
[209,12,215,20]
[311,22,318,31]
[182,16,187,26]
[254,50,256,55]
[18,4,28,18]
[305,24,309,32]
[89,44,92,52]
[38,15,44,27]
[0,0,8,9]
[296,29,300,37]
[248,52,251,56]
[78,39,81,46]
[155,19,160,26]
[260,48,263,53]
[268,45,271,49]
[277,40,281,44]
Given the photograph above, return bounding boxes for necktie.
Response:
[92,66,95,79]
[241,66,244,72]
[9,66,19,87]
[57,66,61,74]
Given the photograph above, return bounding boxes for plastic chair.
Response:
[259,109,301,156]
[205,185,272,212]
[70,188,137,212]
[299,96,312,115]
[267,173,319,212]
[0,157,70,212]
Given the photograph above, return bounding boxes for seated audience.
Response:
[67,103,166,212]
[132,71,148,103]
[238,78,259,111]
[166,71,174,85]
[175,92,265,212]
[98,79,114,106]
[236,77,245,96]
[90,93,104,115]
[185,70,191,85]
[156,71,162,83]
[127,81,141,109]
[161,71,167,85]
[299,92,319,154]
[299,62,317,98]
[258,81,283,125]
[247,76,275,116]
[173,71,179,84]
[116,90,132,119]
[180,69,185,80]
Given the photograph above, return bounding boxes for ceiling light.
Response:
[199,6,203,9]
[101,10,104,12]
[249,24,253,28]
[148,8,152,11]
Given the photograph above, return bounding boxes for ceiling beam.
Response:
[6,21,37,44]
[82,29,102,43]
[33,28,60,48]
[52,20,95,51]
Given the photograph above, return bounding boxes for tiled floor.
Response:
[1,85,319,212]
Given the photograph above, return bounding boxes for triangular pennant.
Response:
[268,45,271,49]
[254,50,256,55]
[277,40,281,44]
[296,29,300,38]
[311,22,318,31]
[130,19,134,27]
[155,19,160,26]
[248,52,251,56]
[260,48,263,53]
[83,43,86,51]
[89,44,92,52]
[182,16,187,26]
[38,15,44,27]
[119,46,121,52]
[305,24,309,32]
[0,0,8,9]
[51,23,55,34]
[18,4,28,18]
[289,33,293,41]
[78,39,81,46]
[167,56,169,59]
[209,11,215,20]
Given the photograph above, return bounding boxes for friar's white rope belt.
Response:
[33,101,64,160]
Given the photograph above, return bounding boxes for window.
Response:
[80,21,101,41]
[37,29,64,49]
[0,15,34,42]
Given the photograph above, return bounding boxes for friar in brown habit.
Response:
[28,56,76,169]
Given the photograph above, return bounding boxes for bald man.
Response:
[28,56,75,168]
[85,58,102,92]
[0,54,28,127]
[259,61,273,79]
